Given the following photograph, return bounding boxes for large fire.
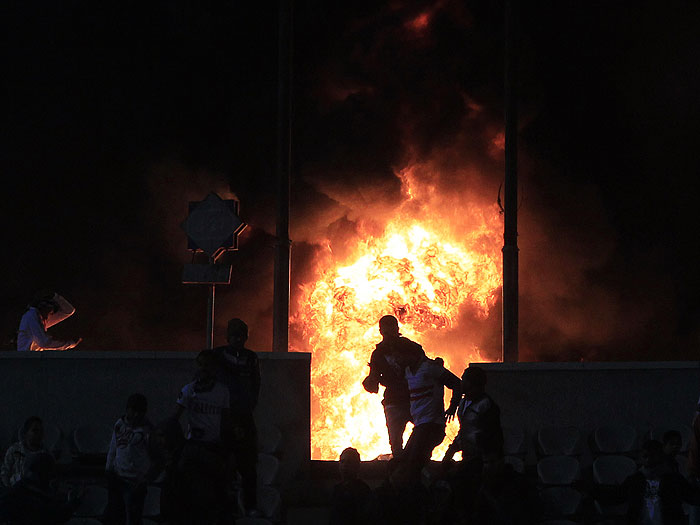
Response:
[293,167,503,460]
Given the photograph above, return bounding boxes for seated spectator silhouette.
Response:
[104,393,162,525]
[0,451,81,524]
[16,290,80,351]
[467,440,538,525]
[662,429,683,473]
[329,447,373,525]
[1,416,47,488]
[170,349,231,525]
[401,353,461,483]
[600,439,700,524]
[443,365,503,467]
[373,458,430,525]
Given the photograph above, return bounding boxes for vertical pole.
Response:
[502,0,519,363]
[207,283,215,349]
[273,0,292,353]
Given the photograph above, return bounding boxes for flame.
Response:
[293,168,503,461]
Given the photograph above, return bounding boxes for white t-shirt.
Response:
[177,381,230,443]
[405,358,447,426]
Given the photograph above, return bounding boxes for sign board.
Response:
[182,263,232,285]
[182,193,246,257]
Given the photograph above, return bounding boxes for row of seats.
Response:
[501,423,692,459]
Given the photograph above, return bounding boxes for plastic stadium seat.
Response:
[593,424,637,455]
[537,455,580,486]
[73,484,108,517]
[502,426,526,456]
[143,485,161,518]
[257,424,283,455]
[66,519,104,525]
[592,455,637,486]
[73,424,113,455]
[258,453,280,486]
[258,486,281,520]
[539,486,583,518]
[537,426,581,456]
[504,455,525,474]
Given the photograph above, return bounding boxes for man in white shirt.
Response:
[402,353,461,481]
[170,350,231,524]
[16,290,80,351]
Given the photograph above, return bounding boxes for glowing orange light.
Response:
[293,167,502,461]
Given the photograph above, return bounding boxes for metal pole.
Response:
[273,0,292,352]
[207,283,215,349]
[502,0,519,362]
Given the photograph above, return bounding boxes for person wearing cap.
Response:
[16,290,80,351]
[212,318,261,517]
[362,315,425,459]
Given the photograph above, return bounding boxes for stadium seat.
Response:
[65,519,104,525]
[73,484,108,518]
[502,426,526,456]
[258,424,283,455]
[504,455,525,474]
[258,453,280,486]
[235,519,273,525]
[593,424,637,455]
[258,486,281,520]
[537,455,580,486]
[592,455,637,486]
[73,424,113,456]
[539,486,583,518]
[537,426,581,456]
[143,485,161,519]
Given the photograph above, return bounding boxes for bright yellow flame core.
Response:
[296,214,502,461]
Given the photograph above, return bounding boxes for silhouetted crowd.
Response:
[0,318,261,525]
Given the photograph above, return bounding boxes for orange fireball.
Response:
[293,169,502,461]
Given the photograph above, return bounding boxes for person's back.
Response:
[330,448,373,525]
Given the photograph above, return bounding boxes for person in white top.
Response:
[401,352,461,481]
[169,350,231,525]
[16,290,81,351]
[105,393,159,525]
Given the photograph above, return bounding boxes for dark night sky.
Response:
[3,1,700,360]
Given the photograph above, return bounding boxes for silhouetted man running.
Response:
[362,315,425,459]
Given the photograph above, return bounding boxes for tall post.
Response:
[206,255,215,349]
[207,283,215,349]
[502,0,519,362]
[273,0,293,353]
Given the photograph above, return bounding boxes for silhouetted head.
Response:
[126,393,148,425]
[29,290,59,319]
[640,439,664,469]
[195,349,217,391]
[22,416,44,450]
[227,318,249,348]
[462,365,487,399]
[379,315,400,339]
[22,451,56,489]
[662,429,682,457]
[339,447,361,480]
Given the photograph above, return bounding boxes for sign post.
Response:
[181,192,246,349]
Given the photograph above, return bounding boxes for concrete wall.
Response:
[477,361,700,465]
[0,351,310,494]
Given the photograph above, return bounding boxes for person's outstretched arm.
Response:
[45,293,76,328]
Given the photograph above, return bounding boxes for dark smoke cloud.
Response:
[4,0,700,359]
